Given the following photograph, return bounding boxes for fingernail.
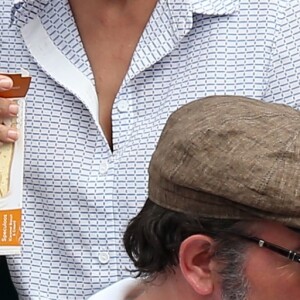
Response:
[0,78,13,90]
[7,130,18,141]
[9,104,19,115]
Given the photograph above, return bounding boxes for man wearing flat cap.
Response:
[90,96,300,300]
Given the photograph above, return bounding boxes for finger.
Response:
[0,124,19,143]
[0,98,19,118]
[0,75,13,91]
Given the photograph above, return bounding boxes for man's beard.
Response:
[217,245,250,300]
[221,270,249,300]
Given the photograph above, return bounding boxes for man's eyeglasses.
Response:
[233,233,300,264]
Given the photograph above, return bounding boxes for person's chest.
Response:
[3,0,286,174]
[69,0,158,148]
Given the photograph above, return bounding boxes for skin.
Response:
[244,221,300,300]
[0,75,18,144]
[69,0,158,149]
[133,221,300,300]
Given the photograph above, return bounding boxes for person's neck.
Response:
[135,271,200,300]
[69,0,158,25]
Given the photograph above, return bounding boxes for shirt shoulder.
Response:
[88,278,143,300]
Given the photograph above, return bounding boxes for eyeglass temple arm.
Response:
[234,234,300,263]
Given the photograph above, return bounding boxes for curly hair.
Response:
[123,199,250,300]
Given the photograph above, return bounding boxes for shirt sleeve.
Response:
[263,0,300,109]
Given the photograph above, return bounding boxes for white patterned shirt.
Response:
[1,0,300,299]
[88,278,143,300]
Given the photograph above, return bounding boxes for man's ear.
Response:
[179,235,217,296]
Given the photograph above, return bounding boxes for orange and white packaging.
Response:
[0,71,31,255]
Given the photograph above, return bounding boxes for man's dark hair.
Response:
[124,198,244,277]
[123,199,250,300]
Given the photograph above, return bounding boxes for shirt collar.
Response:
[166,0,238,17]
[188,0,239,15]
[11,0,49,26]
[11,0,238,23]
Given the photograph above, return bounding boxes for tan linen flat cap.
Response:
[148,96,300,229]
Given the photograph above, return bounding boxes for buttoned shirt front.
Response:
[1,0,300,299]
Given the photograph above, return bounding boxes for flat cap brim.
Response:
[148,96,300,229]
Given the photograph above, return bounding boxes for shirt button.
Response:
[117,100,129,112]
[99,161,109,175]
[98,252,110,264]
